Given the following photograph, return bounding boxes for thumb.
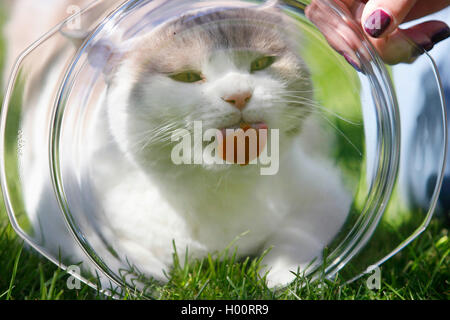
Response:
[362,0,418,38]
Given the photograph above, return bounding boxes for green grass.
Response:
[0,3,449,301]
[0,210,448,300]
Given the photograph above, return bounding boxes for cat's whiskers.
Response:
[275,94,321,106]
[131,108,228,154]
[132,119,188,153]
[273,98,362,126]
[269,99,362,155]
[317,114,363,157]
[274,89,317,95]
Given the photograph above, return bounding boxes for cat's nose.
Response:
[222,91,253,110]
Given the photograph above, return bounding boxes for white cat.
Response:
[4,0,352,289]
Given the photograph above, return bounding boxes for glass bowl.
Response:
[1,0,447,296]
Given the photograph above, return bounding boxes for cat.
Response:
[4,0,352,289]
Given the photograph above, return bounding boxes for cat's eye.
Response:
[250,56,276,73]
[169,71,204,83]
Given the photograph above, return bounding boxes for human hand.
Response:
[306,0,450,66]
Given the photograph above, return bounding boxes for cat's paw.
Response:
[264,269,297,288]
[261,259,308,288]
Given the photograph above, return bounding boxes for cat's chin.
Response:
[200,161,262,175]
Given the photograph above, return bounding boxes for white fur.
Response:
[99,31,352,286]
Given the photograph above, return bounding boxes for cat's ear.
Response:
[61,25,127,82]
[86,39,127,83]
[58,1,128,82]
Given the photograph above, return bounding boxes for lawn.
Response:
[0,2,449,300]
[0,211,448,300]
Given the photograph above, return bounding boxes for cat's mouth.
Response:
[219,122,268,137]
[217,122,269,165]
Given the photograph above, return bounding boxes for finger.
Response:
[402,20,450,53]
[362,0,418,38]
[306,0,366,71]
[369,20,450,64]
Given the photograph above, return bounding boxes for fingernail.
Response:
[364,9,392,38]
[342,52,362,73]
[419,41,434,52]
[431,26,450,44]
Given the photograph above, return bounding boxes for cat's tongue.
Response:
[218,122,268,165]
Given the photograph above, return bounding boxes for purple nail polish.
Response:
[343,53,362,73]
[364,9,392,38]
[420,41,434,52]
[431,26,450,44]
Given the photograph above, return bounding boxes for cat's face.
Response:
[107,8,313,170]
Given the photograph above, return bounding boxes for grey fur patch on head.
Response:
[124,7,301,75]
